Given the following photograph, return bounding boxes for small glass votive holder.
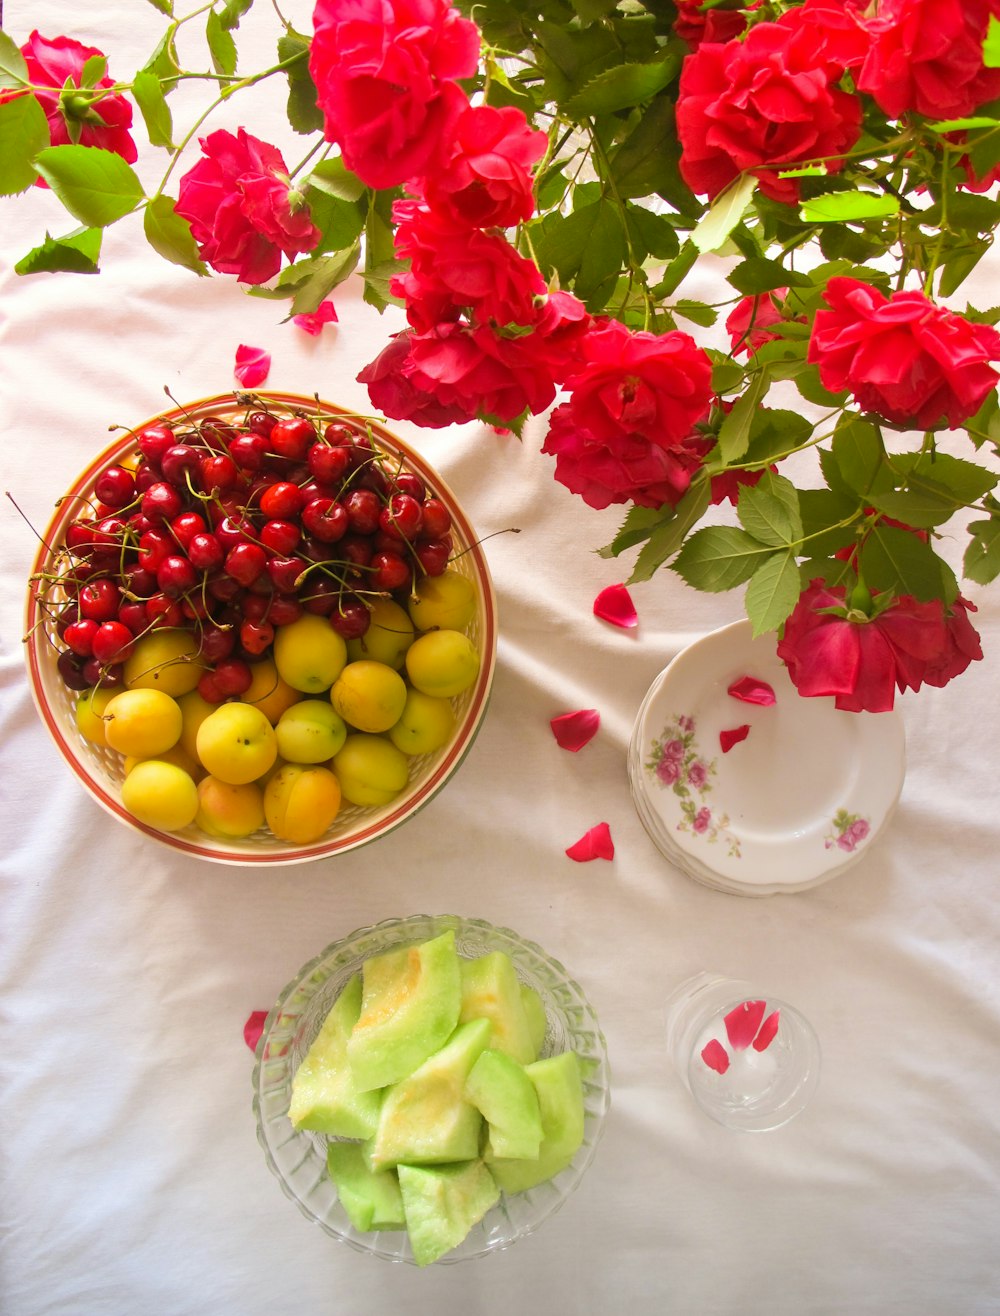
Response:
[664,972,821,1132]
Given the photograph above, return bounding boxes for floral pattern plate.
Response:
[627,619,906,896]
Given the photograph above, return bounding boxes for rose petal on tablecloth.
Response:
[234,344,271,387]
[243,1010,268,1053]
[292,299,338,336]
[753,1010,781,1052]
[566,821,614,861]
[727,675,776,705]
[724,999,767,1050]
[720,723,751,752]
[593,583,638,628]
[701,1039,730,1074]
[550,708,600,751]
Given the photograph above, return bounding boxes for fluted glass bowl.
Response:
[251,913,611,1264]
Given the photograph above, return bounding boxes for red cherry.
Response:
[225,542,267,586]
[94,465,136,509]
[260,519,300,556]
[197,671,227,703]
[161,443,201,485]
[142,481,184,524]
[370,550,412,592]
[157,554,199,597]
[215,516,251,553]
[228,433,269,471]
[343,488,381,535]
[378,493,423,542]
[136,423,176,466]
[267,555,307,593]
[198,624,236,663]
[259,480,304,519]
[268,596,302,626]
[206,572,243,603]
[338,534,374,569]
[122,564,157,598]
[393,471,426,502]
[214,657,253,696]
[269,417,314,461]
[330,600,371,640]
[180,593,211,621]
[65,520,98,556]
[91,620,135,664]
[145,593,184,629]
[63,617,99,656]
[81,658,124,688]
[57,649,92,691]
[301,497,348,543]
[79,578,121,622]
[199,416,238,449]
[199,453,240,494]
[323,421,357,445]
[171,511,207,550]
[188,532,224,572]
[240,592,271,622]
[308,442,351,484]
[239,619,274,656]
[133,463,160,494]
[117,601,149,635]
[300,578,339,615]
[414,537,452,576]
[247,411,277,438]
[420,497,452,539]
[137,529,173,572]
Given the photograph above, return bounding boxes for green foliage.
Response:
[0,94,49,195]
[15,227,103,275]
[34,146,144,227]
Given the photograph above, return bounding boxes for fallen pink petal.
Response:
[565,821,615,862]
[234,344,271,387]
[593,583,638,629]
[724,999,767,1050]
[701,1039,730,1074]
[243,1010,268,1053]
[550,708,600,752]
[753,1009,781,1052]
[727,675,776,706]
[720,724,751,753]
[292,299,338,336]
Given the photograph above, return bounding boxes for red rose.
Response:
[776,0,869,78]
[857,0,1000,120]
[726,289,791,356]
[175,129,321,284]
[309,0,479,190]
[916,598,983,689]
[777,580,961,712]
[676,21,862,204]
[390,199,546,332]
[673,0,747,51]
[1,31,137,182]
[417,104,547,228]
[542,405,713,510]
[357,331,478,427]
[807,277,1000,429]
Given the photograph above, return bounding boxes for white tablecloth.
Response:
[3,6,1000,1313]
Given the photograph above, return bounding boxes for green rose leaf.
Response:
[741,407,813,467]
[304,186,367,254]
[599,504,671,559]
[672,299,717,328]
[895,450,999,504]
[737,471,803,547]
[744,550,800,635]
[727,258,810,295]
[307,157,366,203]
[799,487,861,558]
[288,244,362,316]
[206,10,238,78]
[132,70,174,148]
[984,13,1000,67]
[860,524,958,602]
[34,145,144,227]
[0,30,29,89]
[221,0,255,30]
[563,54,679,119]
[79,56,109,89]
[831,414,894,498]
[278,31,324,134]
[926,116,1000,133]
[142,30,180,88]
[800,191,900,223]
[14,227,103,275]
[625,203,679,261]
[532,199,626,311]
[671,525,775,592]
[0,94,49,196]
[144,0,175,15]
[610,95,698,214]
[629,480,712,583]
[691,173,757,254]
[715,367,768,466]
[363,188,398,310]
[143,195,208,275]
[964,517,1000,585]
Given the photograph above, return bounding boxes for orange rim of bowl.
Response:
[24,392,497,865]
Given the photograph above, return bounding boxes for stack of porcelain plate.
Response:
[627,620,907,896]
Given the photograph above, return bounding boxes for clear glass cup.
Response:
[664,972,821,1131]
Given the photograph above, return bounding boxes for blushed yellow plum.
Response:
[104,688,183,758]
[388,689,456,757]
[244,658,302,724]
[407,570,477,634]
[332,734,409,807]
[195,776,265,839]
[124,742,203,781]
[346,598,415,670]
[121,760,199,831]
[177,688,217,761]
[75,687,116,747]
[124,630,203,696]
[273,615,347,693]
[264,764,341,844]
[196,702,278,785]
[330,661,407,734]
[405,630,480,699]
[276,700,348,764]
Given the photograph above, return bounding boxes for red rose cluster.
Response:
[778,581,982,713]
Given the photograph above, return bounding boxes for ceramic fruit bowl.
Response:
[251,914,611,1265]
[23,392,497,865]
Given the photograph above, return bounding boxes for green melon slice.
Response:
[397,1160,500,1267]
[465,1047,543,1160]
[369,1017,492,1170]
[347,929,462,1092]
[519,983,548,1058]
[459,951,537,1064]
[288,974,382,1138]
[326,1141,405,1233]
[488,1050,585,1194]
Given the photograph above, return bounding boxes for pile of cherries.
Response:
[37,398,457,702]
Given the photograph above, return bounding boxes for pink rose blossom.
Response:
[693,807,712,833]
[656,756,681,786]
[687,760,708,788]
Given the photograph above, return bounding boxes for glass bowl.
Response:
[251,914,611,1264]
[22,392,496,865]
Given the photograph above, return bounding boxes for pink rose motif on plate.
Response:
[692,806,711,833]
[645,713,740,857]
[825,809,871,852]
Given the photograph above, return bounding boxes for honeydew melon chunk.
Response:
[326,1141,405,1233]
[459,951,537,1064]
[487,1051,585,1194]
[368,1018,492,1170]
[465,1047,543,1160]
[288,974,382,1138]
[348,929,462,1092]
[397,1160,500,1268]
[520,983,548,1059]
